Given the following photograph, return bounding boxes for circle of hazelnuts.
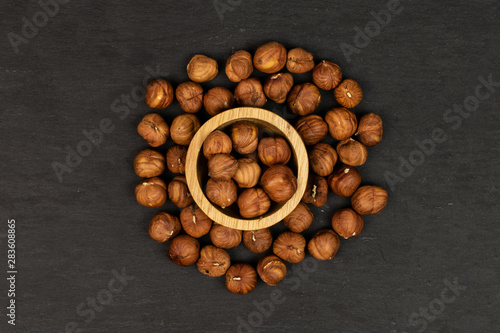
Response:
[133,41,388,295]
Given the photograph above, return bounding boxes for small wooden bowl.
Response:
[185,107,308,230]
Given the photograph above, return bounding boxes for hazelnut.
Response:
[168,235,200,267]
[225,263,257,295]
[134,149,165,178]
[234,77,267,107]
[328,165,361,197]
[308,143,337,177]
[287,83,321,116]
[230,121,259,155]
[356,113,383,147]
[283,202,314,233]
[187,54,218,83]
[253,41,287,74]
[263,73,294,104]
[203,130,232,159]
[331,208,364,239]
[261,164,297,203]
[175,81,203,113]
[210,224,242,249]
[197,245,231,277]
[225,50,253,82]
[312,60,342,90]
[273,231,306,263]
[208,154,238,180]
[166,145,187,174]
[170,114,201,146]
[137,113,169,147]
[257,255,287,286]
[237,188,271,218]
[334,79,363,108]
[286,47,314,73]
[258,137,291,167]
[336,139,368,166]
[148,212,181,242]
[351,186,388,215]
[243,228,273,254]
[168,176,192,208]
[295,115,328,145]
[307,229,340,260]
[203,86,235,116]
[145,79,174,109]
[325,107,358,141]
[135,177,167,208]
[180,204,213,238]
[233,158,261,188]
[206,178,237,209]
[302,174,328,207]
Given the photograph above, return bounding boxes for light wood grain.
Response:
[185,107,308,230]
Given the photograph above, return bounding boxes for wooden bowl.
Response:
[185,107,308,230]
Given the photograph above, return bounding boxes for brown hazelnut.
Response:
[203,86,235,116]
[166,145,187,174]
[308,143,337,177]
[336,138,368,166]
[331,208,364,239]
[253,41,287,74]
[325,107,358,141]
[210,224,242,249]
[286,47,314,73]
[148,212,181,242]
[263,73,294,104]
[137,113,169,147]
[145,79,174,109]
[175,81,203,113]
[168,176,192,208]
[187,54,218,83]
[295,115,328,145]
[351,186,388,215]
[273,231,306,263]
[168,235,200,267]
[135,177,167,208]
[243,228,273,254]
[328,165,361,197]
[307,229,340,260]
[232,158,261,188]
[261,164,297,203]
[257,255,287,286]
[197,245,231,277]
[208,154,238,180]
[334,79,363,108]
[225,263,257,295]
[230,121,259,155]
[180,204,213,238]
[203,130,232,159]
[134,149,165,178]
[257,137,291,167]
[225,50,253,82]
[287,83,322,116]
[283,202,314,233]
[206,178,237,209]
[237,188,271,218]
[170,114,200,146]
[234,77,267,107]
[302,174,328,207]
[312,60,342,90]
[356,113,383,147]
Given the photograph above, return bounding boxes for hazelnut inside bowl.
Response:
[186,107,308,230]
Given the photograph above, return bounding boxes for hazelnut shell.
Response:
[168,235,200,266]
[210,224,242,249]
[180,204,213,238]
[148,212,181,242]
[137,113,169,147]
[187,54,218,83]
[237,188,271,218]
[134,149,165,178]
[170,114,201,146]
[225,263,257,295]
[328,165,361,197]
[197,245,231,277]
[261,164,297,203]
[308,229,340,260]
[334,79,363,108]
[253,41,287,74]
[257,255,287,286]
[356,113,383,147]
[336,139,368,166]
[351,186,388,215]
[325,107,358,141]
[312,60,342,90]
[145,79,174,109]
[283,202,314,233]
[175,81,203,113]
[273,231,306,263]
[243,228,273,254]
[263,73,294,104]
[295,115,328,145]
[135,177,167,208]
[331,208,364,239]
[287,83,322,116]
[225,50,254,82]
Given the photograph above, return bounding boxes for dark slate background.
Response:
[1,1,499,332]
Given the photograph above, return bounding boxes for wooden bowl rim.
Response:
[185,107,308,231]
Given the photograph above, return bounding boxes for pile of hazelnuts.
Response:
[133,41,388,295]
